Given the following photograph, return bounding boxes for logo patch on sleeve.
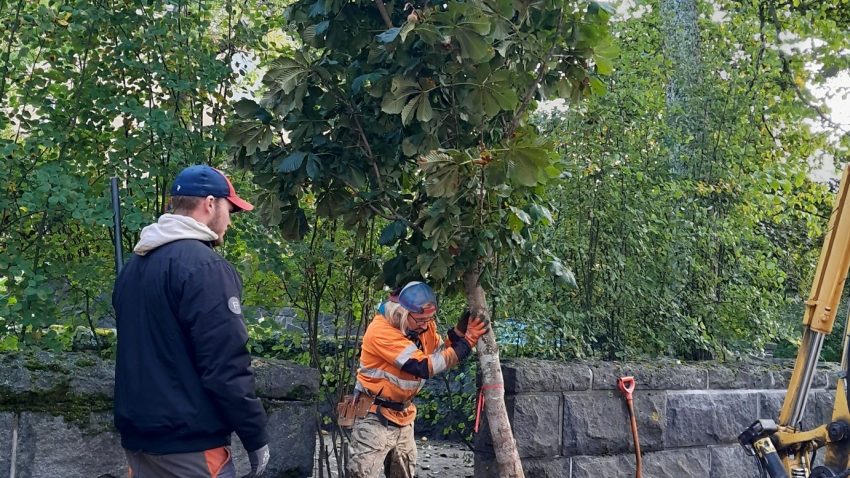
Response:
[228,297,242,315]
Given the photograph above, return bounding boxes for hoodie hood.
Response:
[133,214,219,256]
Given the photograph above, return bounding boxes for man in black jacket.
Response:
[113,165,270,478]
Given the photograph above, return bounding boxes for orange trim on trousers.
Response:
[124,446,235,477]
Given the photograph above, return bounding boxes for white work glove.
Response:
[240,444,270,478]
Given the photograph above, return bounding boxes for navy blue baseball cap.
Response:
[170,165,253,211]
[398,281,437,314]
[377,286,403,315]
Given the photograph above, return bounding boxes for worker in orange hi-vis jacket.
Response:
[343,281,489,478]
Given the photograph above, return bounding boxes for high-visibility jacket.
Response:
[355,314,471,426]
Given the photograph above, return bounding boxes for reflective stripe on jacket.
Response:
[355,314,459,426]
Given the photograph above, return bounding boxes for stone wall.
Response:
[0,352,318,478]
[474,358,840,478]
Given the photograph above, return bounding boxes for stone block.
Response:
[644,448,711,478]
[703,359,842,391]
[14,411,126,478]
[0,352,114,398]
[0,352,321,403]
[500,359,592,393]
[572,449,711,478]
[0,413,14,478]
[571,454,634,478]
[475,394,562,458]
[590,360,707,391]
[0,352,318,478]
[709,445,759,478]
[666,391,757,447]
[758,389,834,432]
[252,358,320,401]
[473,452,568,478]
[562,391,665,456]
[512,394,561,457]
[231,401,316,477]
[521,457,570,478]
[706,363,779,390]
[775,367,832,391]
[757,390,784,422]
[474,451,499,478]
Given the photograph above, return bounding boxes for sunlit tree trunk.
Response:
[464,267,524,478]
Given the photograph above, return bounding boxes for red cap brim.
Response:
[213,167,254,212]
[227,195,254,212]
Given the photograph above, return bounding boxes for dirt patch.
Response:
[313,434,474,477]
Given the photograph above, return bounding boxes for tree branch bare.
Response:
[504,9,564,140]
[375,0,393,29]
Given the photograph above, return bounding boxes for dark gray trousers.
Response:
[124,447,237,478]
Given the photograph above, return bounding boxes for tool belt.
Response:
[338,393,372,428]
[337,391,411,427]
[374,397,412,412]
[371,410,402,428]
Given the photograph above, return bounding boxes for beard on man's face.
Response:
[207,200,229,245]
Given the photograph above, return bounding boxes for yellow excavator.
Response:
[739,164,850,478]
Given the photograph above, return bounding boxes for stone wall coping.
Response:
[499,357,840,393]
[0,351,318,405]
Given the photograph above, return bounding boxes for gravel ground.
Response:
[313,434,474,477]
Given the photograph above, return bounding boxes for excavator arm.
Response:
[739,164,850,478]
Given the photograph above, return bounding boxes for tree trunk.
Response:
[464,266,524,478]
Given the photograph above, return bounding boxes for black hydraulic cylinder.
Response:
[740,420,789,478]
[754,437,789,478]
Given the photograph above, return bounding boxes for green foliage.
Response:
[484,0,848,360]
[0,0,847,414]
[415,363,476,442]
[0,0,277,350]
[225,0,618,296]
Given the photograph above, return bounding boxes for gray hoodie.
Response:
[133,214,218,256]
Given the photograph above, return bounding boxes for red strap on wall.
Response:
[474,384,503,433]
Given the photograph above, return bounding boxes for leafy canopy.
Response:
[227,0,618,292]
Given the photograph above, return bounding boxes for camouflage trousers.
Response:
[347,413,416,478]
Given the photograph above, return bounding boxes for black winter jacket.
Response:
[112,236,269,454]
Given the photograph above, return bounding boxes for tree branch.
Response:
[330,172,426,235]
[504,9,564,140]
[323,85,429,234]
[0,0,25,101]
[746,3,767,96]
[761,114,778,144]
[375,0,393,29]
[347,112,424,230]
[368,204,425,234]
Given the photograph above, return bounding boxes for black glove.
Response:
[455,310,471,335]
[240,444,270,478]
